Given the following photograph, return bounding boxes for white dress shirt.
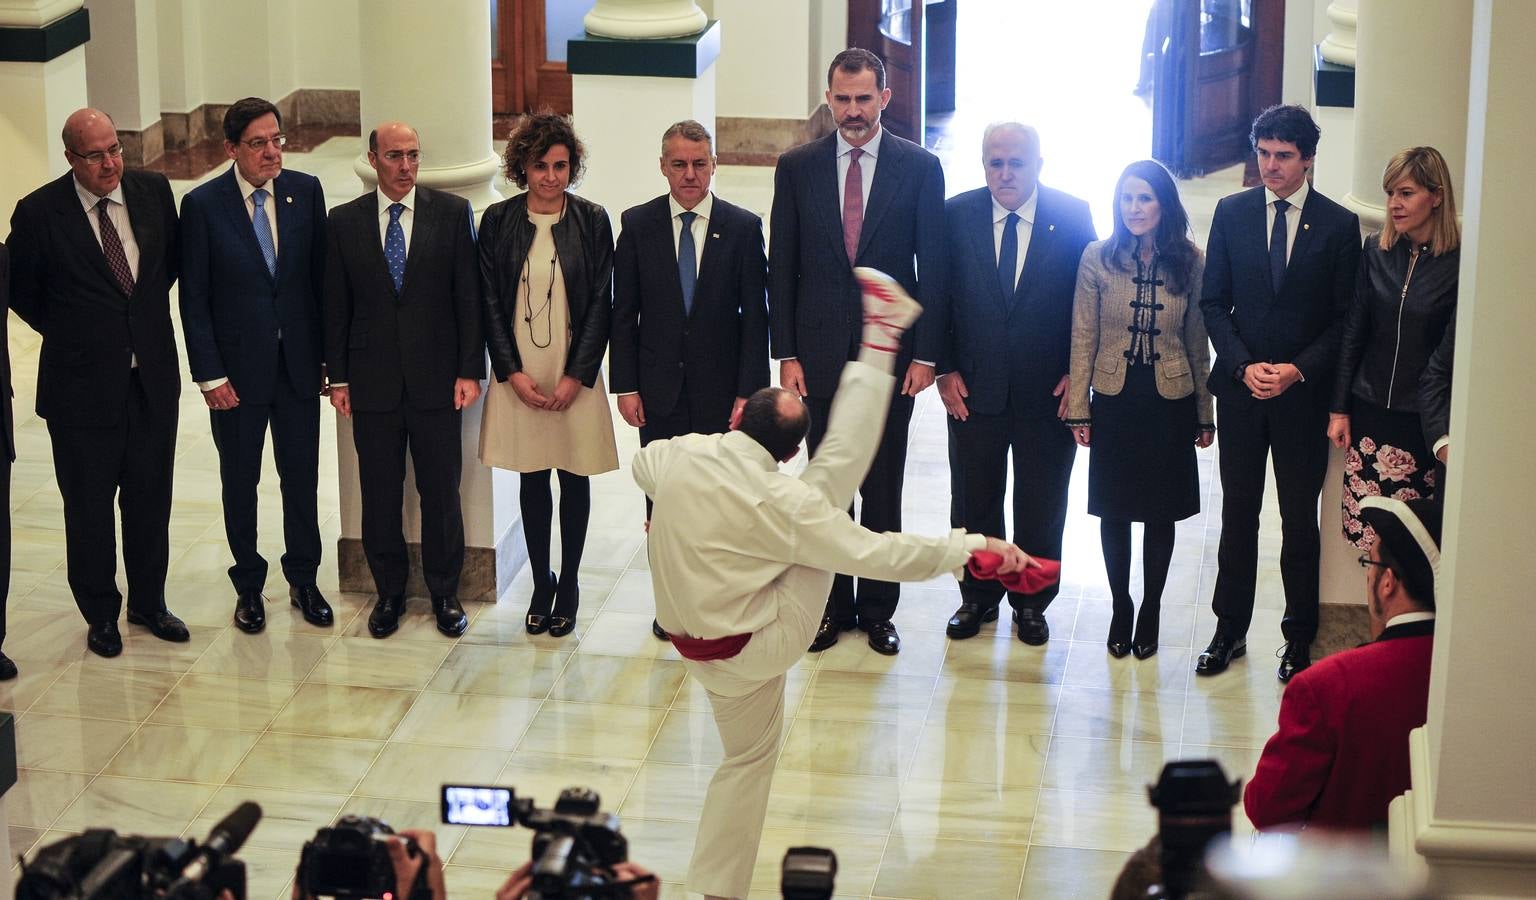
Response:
[992,189,1038,294]
[1383,611,1436,631]
[376,186,416,253]
[1264,178,1309,265]
[835,126,883,218]
[75,178,140,368]
[236,168,280,256]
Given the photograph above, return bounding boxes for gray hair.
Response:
[981,121,1041,159]
[661,119,714,156]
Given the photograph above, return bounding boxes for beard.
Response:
[839,118,874,141]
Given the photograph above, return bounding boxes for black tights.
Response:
[520,469,590,613]
[1099,518,1175,642]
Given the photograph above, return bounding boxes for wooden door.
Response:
[848,0,927,144]
[492,0,574,116]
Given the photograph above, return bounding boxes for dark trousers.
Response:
[353,404,465,599]
[804,387,913,625]
[949,407,1076,612]
[209,348,321,594]
[638,382,733,517]
[1,455,9,647]
[1211,392,1329,643]
[47,370,176,625]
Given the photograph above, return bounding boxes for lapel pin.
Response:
[711,232,720,239]
[1048,224,1055,231]
[1303,222,1310,230]
[286,196,293,204]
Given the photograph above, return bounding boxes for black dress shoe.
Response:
[1277,641,1312,683]
[652,618,668,640]
[808,616,855,653]
[864,620,901,655]
[1014,608,1050,645]
[0,651,18,680]
[87,621,123,658]
[368,595,406,639]
[1107,640,1132,658]
[1132,642,1159,660]
[526,570,557,635]
[290,584,334,627]
[234,592,266,634]
[1194,633,1247,676]
[432,595,468,637]
[126,608,190,642]
[548,579,579,638]
[946,602,999,639]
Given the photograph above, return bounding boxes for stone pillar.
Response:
[1318,0,1357,66]
[584,0,706,39]
[337,0,520,603]
[567,21,721,225]
[0,1,89,231]
[83,0,163,164]
[1343,0,1471,230]
[1388,2,1536,893]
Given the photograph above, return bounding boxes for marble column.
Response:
[337,0,520,602]
[584,0,706,39]
[1318,0,1357,66]
[82,0,163,164]
[0,0,89,228]
[1387,2,1536,893]
[1343,0,1471,230]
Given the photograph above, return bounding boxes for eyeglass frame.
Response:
[66,145,125,167]
[1357,554,1391,570]
[375,150,423,164]
[233,134,288,152]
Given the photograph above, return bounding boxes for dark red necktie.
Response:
[843,147,864,264]
[96,198,136,296]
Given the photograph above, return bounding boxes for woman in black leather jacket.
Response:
[1328,146,1458,549]
[478,113,618,636]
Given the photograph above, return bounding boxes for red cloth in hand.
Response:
[967,551,1061,595]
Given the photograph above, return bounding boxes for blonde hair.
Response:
[1379,147,1459,255]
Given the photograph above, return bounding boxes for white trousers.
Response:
[682,361,893,899]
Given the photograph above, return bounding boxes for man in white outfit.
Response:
[633,268,1033,899]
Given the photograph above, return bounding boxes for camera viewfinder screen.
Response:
[443,786,513,826]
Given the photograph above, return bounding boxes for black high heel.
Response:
[1107,599,1133,659]
[526,570,556,635]
[1132,604,1160,660]
[548,576,579,638]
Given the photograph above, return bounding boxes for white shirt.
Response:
[1384,611,1436,631]
[669,191,712,272]
[376,186,416,254]
[635,362,982,639]
[835,126,883,218]
[236,168,280,256]
[992,189,1038,294]
[75,178,140,368]
[1264,178,1309,265]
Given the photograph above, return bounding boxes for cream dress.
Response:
[478,210,619,476]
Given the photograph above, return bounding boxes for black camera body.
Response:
[781,846,837,900]
[518,788,630,899]
[1148,759,1242,899]
[298,815,432,900]
[16,829,246,900]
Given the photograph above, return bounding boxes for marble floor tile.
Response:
[354,742,511,803]
[444,864,517,897]
[268,681,419,741]
[5,769,91,828]
[873,832,1030,899]
[617,761,714,822]
[1181,693,1284,749]
[0,661,72,714]
[8,826,46,863]
[1060,641,1196,693]
[1030,787,1159,853]
[189,629,333,680]
[392,691,542,750]
[942,633,1072,684]
[576,610,684,659]
[103,723,260,783]
[908,725,1051,788]
[446,826,529,870]
[189,785,348,852]
[495,751,641,812]
[1042,735,1178,795]
[15,712,138,773]
[337,602,463,642]
[304,636,451,690]
[55,776,219,835]
[749,827,888,896]
[777,717,922,779]
[518,701,668,760]
[228,732,384,794]
[813,624,951,677]
[598,569,660,614]
[925,677,1060,735]
[672,665,814,716]
[236,845,305,900]
[762,770,902,834]
[549,652,687,708]
[1071,599,1199,648]
[1051,685,1187,743]
[27,664,181,721]
[1016,845,1133,899]
[608,816,702,885]
[796,670,936,725]
[894,778,1038,844]
[645,708,724,767]
[425,643,571,698]
[148,673,300,731]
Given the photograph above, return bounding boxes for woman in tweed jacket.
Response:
[1067,159,1214,660]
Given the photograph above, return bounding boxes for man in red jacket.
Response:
[1245,495,1440,831]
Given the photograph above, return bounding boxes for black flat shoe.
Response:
[1277,641,1312,683]
[1132,642,1158,660]
[863,620,901,655]
[87,621,123,658]
[432,595,468,637]
[526,570,556,635]
[368,594,406,639]
[946,602,998,639]
[808,616,856,652]
[1107,640,1132,658]
[126,608,190,642]
[548,579,579,638]
[547,616,576,638]
[290,584,334,627]
[1014,608,1050,645]
[234,591,266,634]
[652,618,669,640]
[1195,632,1246,676]
[0,652,16,680]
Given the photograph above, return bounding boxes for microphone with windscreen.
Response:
[168,801,262,897]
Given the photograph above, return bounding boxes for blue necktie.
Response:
[998,211,1020,302]
[252,188,276,276]
[385,202,407,293]
[678,210,698,315]
[1269,198,1290,295]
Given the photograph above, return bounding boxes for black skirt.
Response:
[1088,362,1201,522]
[1341,398,1436,550]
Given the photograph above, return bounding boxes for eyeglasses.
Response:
[380,150,422,164]
[237,134,287,152]
[1357,554,1390,570]
[67,145,124,167]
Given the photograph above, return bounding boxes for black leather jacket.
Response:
[479,191,614,387]
[1331,235,1457,415]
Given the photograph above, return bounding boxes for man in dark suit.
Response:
[6,107,188,658]
[178,97,331,635]
[0,244,16,678]
[323,121,484,639]
[610,119,769,640]
[769,48,946,656]
[1245,496,1438,830]
[1199,104,1362,682]
[937,123,1095,645]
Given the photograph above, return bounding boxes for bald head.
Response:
[737,387,810,462]
[62,108,123,198]
[62,108,116,150]
[368,120,422,202]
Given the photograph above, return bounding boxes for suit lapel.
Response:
[646,199,688,317]
[272,171,297,282]
[1283,187,1321,291]
[693,198,729,318]
[856,135,904,261]
[52,176,122,294]
[399,188,433,297]
[221,168,275,284]
[810,137,845,266]
[969,193,1008,316]
[359,192,394,290]
[1015,189,1056,311]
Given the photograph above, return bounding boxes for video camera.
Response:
[297,815,433,900]
[15,802,259,900]
[440,784,641,899]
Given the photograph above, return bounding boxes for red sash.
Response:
[667,631,752,661]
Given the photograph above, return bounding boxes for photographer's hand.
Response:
[611,862,660,900]
[388,829,447,900]
[496,861,534,900]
